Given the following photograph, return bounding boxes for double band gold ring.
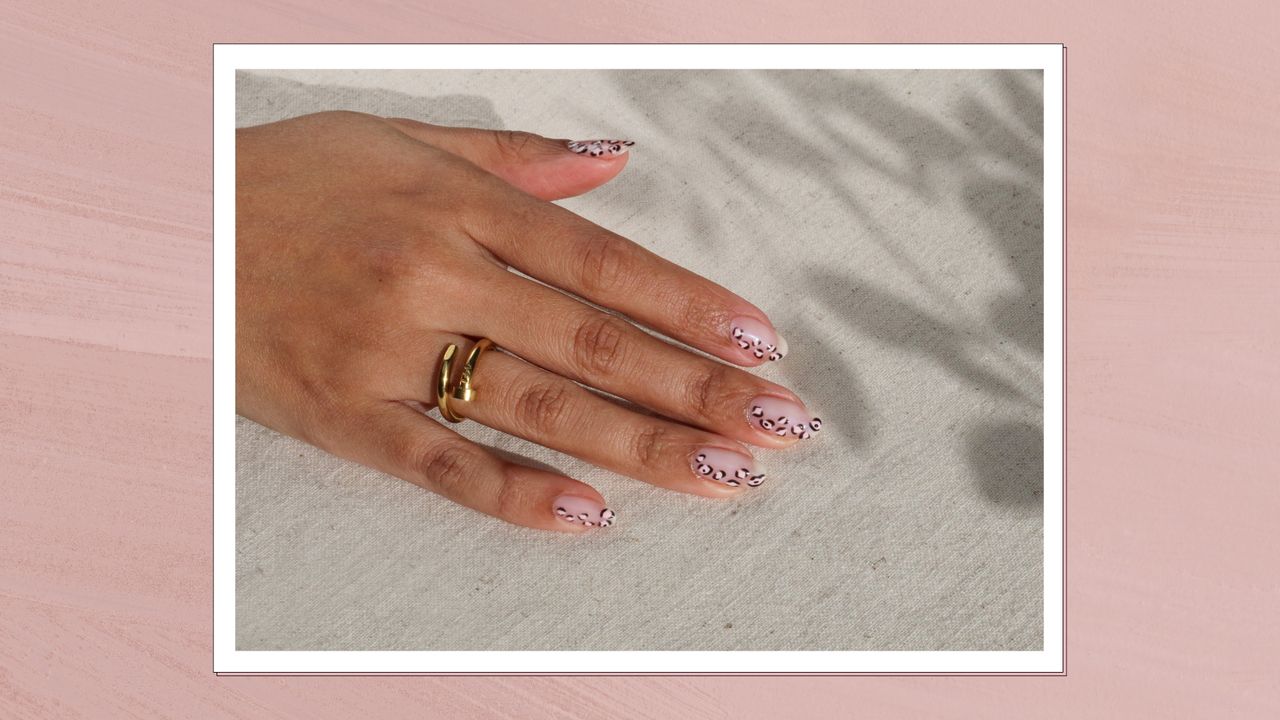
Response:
[437,338,496,423]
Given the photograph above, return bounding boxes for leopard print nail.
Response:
[693,450,766,488]
[554,506,616,527]
[553,497,616,529]
[731,324,786,362]
[566,139,635,157]
[750,405,822,440]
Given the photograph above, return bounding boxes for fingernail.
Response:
[566,139,635,157]
[730,317,787,362]
[747,396,822,440]
[552,495,616,528]
[691,447,767,488]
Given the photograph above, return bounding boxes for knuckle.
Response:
[570,314,628,376]
[416,442,474,497]
[512,380,572,435]
[491,130,539,162]
[688,363,733,418]
[577,234,631,296]
[674,292,720,333]
[631,425,669,468]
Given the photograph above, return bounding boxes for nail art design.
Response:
[566,139,635,157]
[552,495,616,528]
[692,447,767,488]
[730,317,787,362]
[748,396,822,440]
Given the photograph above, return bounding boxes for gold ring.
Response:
[436,338,496,423]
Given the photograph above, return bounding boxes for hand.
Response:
[236,111,821,533]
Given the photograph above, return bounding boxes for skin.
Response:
[237,111,814,533]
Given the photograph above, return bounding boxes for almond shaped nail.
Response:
[730,317,787,363]
[747,396,822,440]
[566,139,634,157]
[552,495,616,528]
[691,447,767,488]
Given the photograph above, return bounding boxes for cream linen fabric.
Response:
[235,69,1044,650]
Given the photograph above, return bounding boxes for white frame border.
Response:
[214,43,1065,675]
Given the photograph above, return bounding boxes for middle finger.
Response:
[452,269,823,448]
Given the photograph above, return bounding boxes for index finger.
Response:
[463,176,788,367]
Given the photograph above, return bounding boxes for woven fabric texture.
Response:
[235,68,1045,651]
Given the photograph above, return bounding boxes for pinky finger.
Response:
[348,401,616,533]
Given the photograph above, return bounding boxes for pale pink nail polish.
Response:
[747,396,822,440]
[552,495,616,528]
[691,447,767,488]
[730,317,787,362]
[566,139,634,157]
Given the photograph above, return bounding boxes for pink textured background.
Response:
[1,2,1277,717]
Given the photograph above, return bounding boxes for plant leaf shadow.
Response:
[808,270,1035,405]
[965,420,1044,512]
[779,320,876,452]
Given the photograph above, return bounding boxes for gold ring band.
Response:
[453,338,493,402]
[436,338,496,423]
[436,344,464,422]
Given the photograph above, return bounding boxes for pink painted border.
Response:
[4,4,1277,717]
[212,43,1070,671]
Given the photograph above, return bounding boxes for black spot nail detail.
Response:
[567,139,634,157]
[752,409,820,440]
[695,452,762,489]
[556,505,615,527]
